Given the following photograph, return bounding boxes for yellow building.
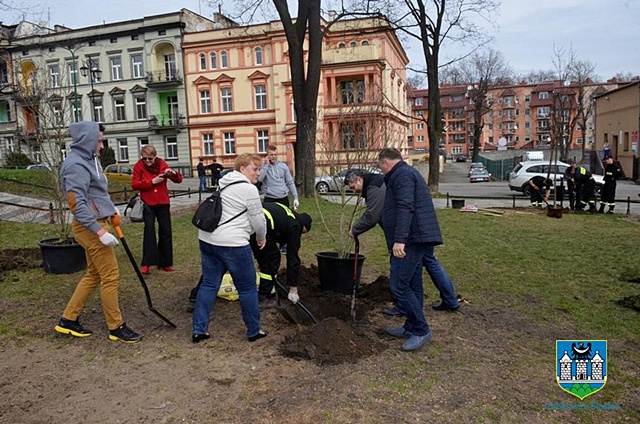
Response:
[182,16,410,174]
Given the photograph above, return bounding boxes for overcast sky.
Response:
[2,0,638,80]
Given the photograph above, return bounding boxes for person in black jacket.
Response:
[568,164,597,212]
[209,159,224,189]
[250,203,312,304]
[528,176,552,207]
[197,157,207,191]
[599,157,623,213]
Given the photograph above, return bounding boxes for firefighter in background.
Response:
[563,162,577,210]
[528,176,552,207]
[250,202,312,304]
[568,164,597,212]
[599,157,624,214]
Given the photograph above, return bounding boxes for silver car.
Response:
[315,167,381,194]
[508,160,604,197]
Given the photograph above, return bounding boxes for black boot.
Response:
[608,206,614,214]
[598,204,605,214]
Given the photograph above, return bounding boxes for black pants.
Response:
[530,189,543,205]
[142,204,173,267]
[250,235,282,298]
[577,179,596,210]
[601,181,616,206]
[567,180,576,210]
[263,196,290,208]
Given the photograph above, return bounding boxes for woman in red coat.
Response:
[132,145,183,274]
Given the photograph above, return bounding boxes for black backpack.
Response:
[192,181,248,232]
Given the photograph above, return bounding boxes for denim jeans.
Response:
[389,243,431,336]
[198,175,207,191]
[422,246,459,308]
[192,240,261,338]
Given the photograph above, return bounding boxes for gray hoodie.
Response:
[60,121,115,234]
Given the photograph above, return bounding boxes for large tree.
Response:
[363,0,498,192]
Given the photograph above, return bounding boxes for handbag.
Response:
[125,194,145,222]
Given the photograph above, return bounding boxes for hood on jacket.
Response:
[219,170,251,188]
[69,121,100,160]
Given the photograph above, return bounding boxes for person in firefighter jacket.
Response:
[568,164,596,212]
[250,202,312,304]
[528,176,552,207]
[599,157,624,213]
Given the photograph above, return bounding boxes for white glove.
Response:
[293,199,299,211]
[99,232,119,247]
[287,290,299,304]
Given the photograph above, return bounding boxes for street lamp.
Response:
[79,58,102,121]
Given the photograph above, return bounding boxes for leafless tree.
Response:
[569,59,597,161]
[352,0,498,192]
[518,69,557,84]
[451,48,513,162]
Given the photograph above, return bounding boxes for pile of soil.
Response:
[0,247,42,280]
[277,265,392,365]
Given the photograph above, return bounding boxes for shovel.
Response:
[272,274,317,324]
[350,237,360,321]
[112,214,177,328]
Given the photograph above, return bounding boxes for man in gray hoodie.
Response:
[258,145,299,210]
[54,121,141,343]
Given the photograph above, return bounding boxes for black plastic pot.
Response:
[315,252,366,294]
[38,238,87,274]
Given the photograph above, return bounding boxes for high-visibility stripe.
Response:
[263,209,275,230]
[276,203,296,218]
[259,272,272,280]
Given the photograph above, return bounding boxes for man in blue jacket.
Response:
[377,147,436,351]
[346,169,459,316]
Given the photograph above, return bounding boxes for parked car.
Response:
[104,163,133,183]
[469,169,491,183]
[455,155,467,163]
[26,164,51,171]
[467,162,485,177]
[315,167,381,194]
[508,160,604,197]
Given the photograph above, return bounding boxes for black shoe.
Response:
[248,331,268,342]
[192,333,210,343]
[54,317,93,338]
[432,302,460,312]
[382,307,406,317]
[109,323,142,343]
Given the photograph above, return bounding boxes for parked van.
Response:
[523,151,544,161]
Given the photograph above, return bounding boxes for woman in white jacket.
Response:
[192,153,267,343]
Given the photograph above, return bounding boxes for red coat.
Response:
[131,158,183,206]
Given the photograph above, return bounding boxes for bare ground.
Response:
[1,248,639,423]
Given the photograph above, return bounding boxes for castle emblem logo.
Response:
[556,340,607,400]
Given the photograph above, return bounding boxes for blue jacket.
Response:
[381,160,442,250]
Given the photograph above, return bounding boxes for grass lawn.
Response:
[1,198,639,422]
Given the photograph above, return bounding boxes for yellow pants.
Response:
[62,219,123,330]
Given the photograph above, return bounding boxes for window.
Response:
[93,97,104,122]
[257,130,269,153]
[52,100,63,125]
[350,41,357,47]
[110,37,117,44]
[223,131,235,154]
[203,133,214,156]
[200,90,211,114]
[110,57,122,80]
[451,108,465,118]
[221,87,232,112]
[340,79,364,104]
[254,84,267,110]
[167,95,179,125]
[199,53,206,70]
[525,122,531,129]
[114,97,126,121]
[417,123,424,130]
[164,54,176,80]
[538,91,549,100]
[220,50,228,68]
[49,64,60,88]
[340,122,366,149]
[362,40,369,46]
[138,137,149,148]
[537,106,550,118]
[415,97,424,106]
[118,138,129,161]
[131,54,144,78]
[210,52,217,69]
[524,94,531,102]
[417,135,425,142]
[450,94,464,102]
[6,137,14,152]
[165,136,178,159]
[68,62,78,86]
[0,63,7,84]
[134,95,147,120]
[71,99,82,122]
[255,47,262,65]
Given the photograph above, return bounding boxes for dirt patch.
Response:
[617,295,640,311]
[0,247,41,276]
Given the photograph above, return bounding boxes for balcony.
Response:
[322,44,381,65]
[0,120,17,133]
[148,114,185,134]
[145,70,183,89]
